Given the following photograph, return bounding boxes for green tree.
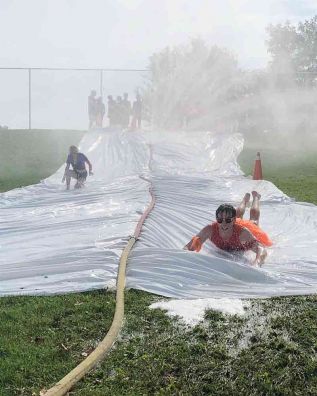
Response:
[297,16,317,71]
[143,38,244,130]
[266,16,317,85]
[266,21,300,71]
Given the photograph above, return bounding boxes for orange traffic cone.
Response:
[253,152,263,180]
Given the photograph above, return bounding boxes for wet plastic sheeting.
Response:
[0,131,150,295]
[127,175,317,298]
[1,129,317,298]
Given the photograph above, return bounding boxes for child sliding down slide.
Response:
[62,145,93,190]
[184,191,272,267]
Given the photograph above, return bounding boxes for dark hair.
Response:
[216,204,236,218]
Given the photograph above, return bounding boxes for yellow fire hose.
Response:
[44,236,136,396]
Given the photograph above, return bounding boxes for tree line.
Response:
[142,15,317,148]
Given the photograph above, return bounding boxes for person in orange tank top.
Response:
[184,191,271,267]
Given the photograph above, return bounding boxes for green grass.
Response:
[239,148,317,204]
[1,131,317,395]
[1,292,317,395]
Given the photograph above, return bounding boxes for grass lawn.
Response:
[239,147,317,205]
[0,130,317,395]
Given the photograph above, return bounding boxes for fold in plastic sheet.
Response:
[127,176,317,298]
[0,130,150,295]
[1,129,317,298]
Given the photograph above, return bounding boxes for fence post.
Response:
[100,69,103,97]
[28,68,32,130]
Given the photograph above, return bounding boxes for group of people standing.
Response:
[88,90,142,130]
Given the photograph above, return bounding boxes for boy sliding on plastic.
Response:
[62,145,93,190]
[184,191,272,267]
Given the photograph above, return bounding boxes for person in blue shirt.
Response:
[62,145,93,190]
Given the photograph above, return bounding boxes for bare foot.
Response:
[244,193,251,203]
[242,192,251,208]
[252,191,261,200]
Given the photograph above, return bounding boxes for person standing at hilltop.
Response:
[88,90,97,129]
[96,97,105,127]
[122,93,131,128]
[114,96,123,126]
[131,94,142,130]
[107,95,115,126]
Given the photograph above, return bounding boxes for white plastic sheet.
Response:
[0,130,149,295]
[1,129,317,298]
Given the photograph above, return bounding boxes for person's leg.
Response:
[97,114,102,127]
[250,191,261,225]
[89,114,94,129]
[66,174,71,190]
[76,171,87,188]
[236,193,251,219]
[65,170,77,190]
[131,116,136,130]
[76,177,84,188]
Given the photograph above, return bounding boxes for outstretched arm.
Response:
[240,228,267,266]
[85,157,93,175]
[184,225,213,252]
[254,244,267,266]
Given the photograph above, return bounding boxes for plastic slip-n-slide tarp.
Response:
[1,129,317,298]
